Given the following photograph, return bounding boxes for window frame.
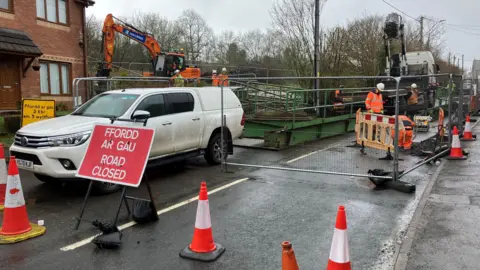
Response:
[132,94,168,118]
[37,0,70,26]
[165,92,195,115]
[39,60,72,96]
[0,0,13,13]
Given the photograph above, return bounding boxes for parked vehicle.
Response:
[10,87,245,194]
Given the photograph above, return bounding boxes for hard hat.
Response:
[411,83,418,89]
[212,70,217,74]
[376,83,385,91]
[174,69,180,74]
[222,67,227,72]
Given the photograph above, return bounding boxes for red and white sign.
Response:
[76,124,155,187]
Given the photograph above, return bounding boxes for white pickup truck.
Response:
[9,87,245,194]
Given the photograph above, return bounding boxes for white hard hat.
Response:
[376,83,385,91]
[222,67,227,72]
[411,83,418,89]
[174,69,180,74]
[212,70,217,74]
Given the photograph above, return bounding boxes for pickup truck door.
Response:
[132,94,174,157]
[165,92,203,152]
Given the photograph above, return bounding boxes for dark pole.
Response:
[314,0,320,116]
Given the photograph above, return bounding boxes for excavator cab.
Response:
[153,53,186,77]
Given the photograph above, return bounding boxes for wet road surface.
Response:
[0,133,440,270]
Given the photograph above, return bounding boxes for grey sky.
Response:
[87,0,480,71]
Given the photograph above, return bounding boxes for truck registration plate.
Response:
[16,159,34,170]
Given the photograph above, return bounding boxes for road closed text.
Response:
[91,155,127,180]
[76,125,155,187]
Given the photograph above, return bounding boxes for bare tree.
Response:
[132,11,182,52]
[270,0,327,78]
[213,30,238,64]
[177,9,214,61]
[240,30,268,63]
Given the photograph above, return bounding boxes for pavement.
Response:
[395,122,480,270]
[0,132,441,270]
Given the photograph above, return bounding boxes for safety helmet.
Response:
[411,83,418,89]
[212,70,217,74]
[222,67,227,72]
[376,83,385,91]
[174,69,180,74]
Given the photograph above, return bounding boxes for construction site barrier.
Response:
[355,108,405,152]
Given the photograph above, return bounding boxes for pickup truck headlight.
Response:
[48,131,91,147]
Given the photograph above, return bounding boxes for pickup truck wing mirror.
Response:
[132,110,150,120]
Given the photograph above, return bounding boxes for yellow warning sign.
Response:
[21,99,56,127]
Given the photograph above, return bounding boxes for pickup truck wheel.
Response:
[92,182,122,195]
[34,174,60,184]
[205,133,227,165]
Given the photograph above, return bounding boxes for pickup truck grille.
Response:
[14,134,50,148]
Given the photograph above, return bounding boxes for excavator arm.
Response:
[98,14,162,77]
[97,13,201,79]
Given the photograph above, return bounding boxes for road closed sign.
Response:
[76,124,155,187]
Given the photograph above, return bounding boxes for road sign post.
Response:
[74,119,159,231]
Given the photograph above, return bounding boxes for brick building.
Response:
[0,0,94,110]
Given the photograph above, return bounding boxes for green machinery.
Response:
[230,81,366,149]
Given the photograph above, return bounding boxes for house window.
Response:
[37,0,69,25]
[0,0,12,12]
[40,61,71,95]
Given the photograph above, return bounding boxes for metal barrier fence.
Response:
[69,73,471,183]
[218,74,471,182]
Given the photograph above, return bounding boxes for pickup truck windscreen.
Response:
[71,93,140,118]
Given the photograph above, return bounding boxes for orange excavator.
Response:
[97,13,201,79]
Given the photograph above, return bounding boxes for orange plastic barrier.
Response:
[355,108,405,152]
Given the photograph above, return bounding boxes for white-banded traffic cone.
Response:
[461,115,476,141]
[447,126,467,160]
[327,205,351,270]
[0,156,46,244]
[0,144,6,211]
[179,182,225,262]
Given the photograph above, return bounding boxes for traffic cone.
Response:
[447,126,467,160]
[282,241,299,270]
[179,182,225,262]
[0,156,46,244]
[327,205,351,270]
[0,144,6,211]
[461,115,476,141]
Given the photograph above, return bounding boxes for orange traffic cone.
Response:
[447,126,467,160]
[0,156,46,244]
[282,241,299,270]
[327,205,351,270]
[0,144,6,211]
[179,182,225,261]
[461,115,476,141]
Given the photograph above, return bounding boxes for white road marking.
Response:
[286,142,344,164]
[60,177,249,251]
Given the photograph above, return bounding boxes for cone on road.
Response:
[461,115,476,141]
[0,144,7,211]
[447,126,467,160]
[179,182,225,262]
[0,156,46,244]
[282,241,299,270]
[327,205,351,270]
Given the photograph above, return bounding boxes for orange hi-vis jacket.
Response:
[212,74,219,86]
[218,74,229,86]
[391,115,415,149]
[365,91,383,113]
[408,89,418,105]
